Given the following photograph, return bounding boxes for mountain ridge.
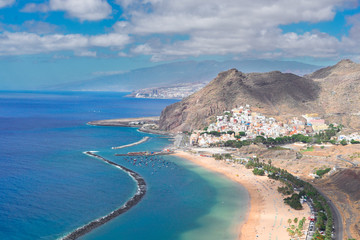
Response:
[159,60,360,132]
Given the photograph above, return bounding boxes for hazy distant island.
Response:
[126,82,207,99]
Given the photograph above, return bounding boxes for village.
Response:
[189,105,360,147]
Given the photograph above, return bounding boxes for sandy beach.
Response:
[173,150,311,240]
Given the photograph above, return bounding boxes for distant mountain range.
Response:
[49,59,322,91]
[159,59,360,132]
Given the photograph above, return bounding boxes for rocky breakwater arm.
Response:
[112,136,150,149]
[60,151,147,240]
[88,116,159,127]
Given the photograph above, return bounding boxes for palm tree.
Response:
[288,218,292,225]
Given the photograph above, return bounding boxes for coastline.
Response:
[83,116,312,239]
[61,151,147,240]
[173,150,311,240]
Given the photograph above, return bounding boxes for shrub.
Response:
[252,168,265,176]
[316,168,331,177]
[284,194,303,210]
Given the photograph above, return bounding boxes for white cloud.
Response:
[90,33,131,47]
[49,0,112,21]
[75,50,97,57]
[0,0,15,8]
[113,0,359,60]
[22,0,112,21]
[7,20,60,34]
[21,3,50,13]
[0,32,130,56]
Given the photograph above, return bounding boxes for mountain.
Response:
[159,59,360,132]
[50,60,321,91]
[305,59,360,130]
[159,69,322,131]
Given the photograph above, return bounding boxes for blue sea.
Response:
[0,91,248,240]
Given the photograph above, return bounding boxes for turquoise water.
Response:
[0,91,248,240]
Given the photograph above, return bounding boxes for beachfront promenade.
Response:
[61,152,147,240]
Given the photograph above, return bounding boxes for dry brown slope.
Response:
[317,168,360,239]
[159,69,321,132]
[306,59,360,130]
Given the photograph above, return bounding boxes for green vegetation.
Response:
[238,131,246,136]
[209,131,221,136]
[350,152,360,159]
[252,168,265,176]
[212,153,232,160]
[284,193,303,210]
[287,217,306,238]
[268,146,289,150]
[212,154,223,160]
[340,139,348,146]
[301,146,314,153]
[277,183,294,195]
[316,168,331,178]
[351,139,360,144]
[244,157,334,238]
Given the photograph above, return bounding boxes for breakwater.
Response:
[61,151,147,240]
[115,151,173,156]
[112,136,150,149]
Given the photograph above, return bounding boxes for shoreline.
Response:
[112,136,150,149]
[172,151,259,240]
[173,150,311,240]
[60,151,147,240]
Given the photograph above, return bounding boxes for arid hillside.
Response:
[159,60,360,132]
[159,69,321,131]
[306,59,360,130]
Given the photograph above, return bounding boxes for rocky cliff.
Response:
[159,59,360,132]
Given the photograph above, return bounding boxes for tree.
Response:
[288,218,292,225]
[294,217,298,224]
[253,168,265,176]
[340,139,347,146]
[268,159,272,167]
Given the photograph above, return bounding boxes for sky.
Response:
[0,0,360,90]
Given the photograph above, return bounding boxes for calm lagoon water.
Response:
[0,91,248,240]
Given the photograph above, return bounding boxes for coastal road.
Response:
[337,155,358,167]
[313,186,343,240]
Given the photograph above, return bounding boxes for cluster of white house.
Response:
[338,132,360,142]
[190,105,329,147]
